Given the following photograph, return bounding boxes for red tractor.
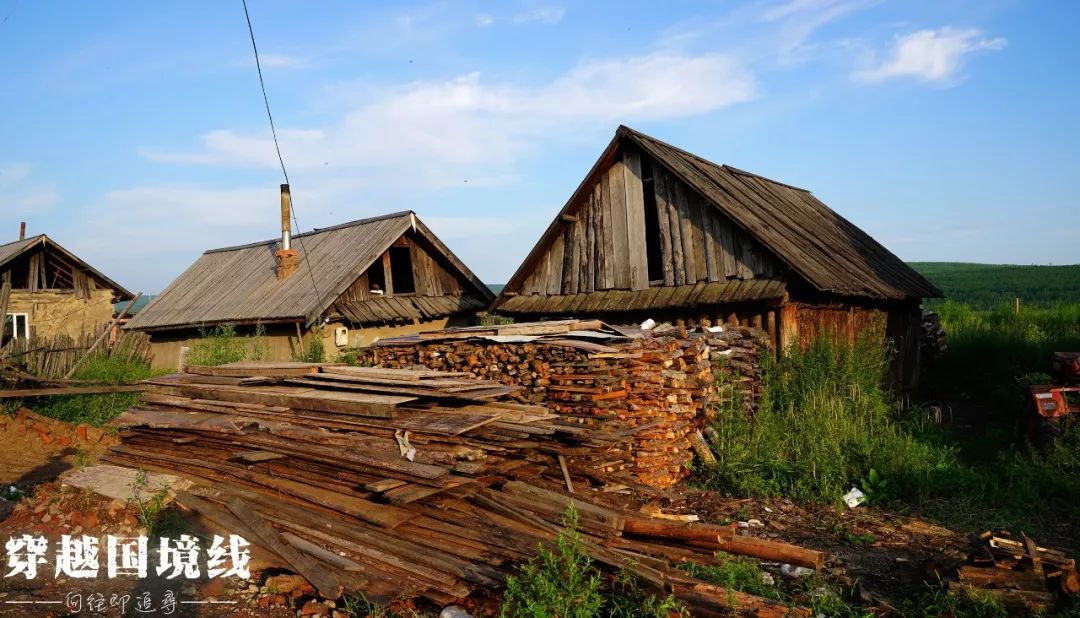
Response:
[1029,352,1080,445]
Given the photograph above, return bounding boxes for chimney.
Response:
[275,184,300,280]
[19,222,25,241]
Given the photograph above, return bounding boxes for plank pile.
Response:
[952,531,1078,610]
[103,361,820,616]
[359,322,716,487]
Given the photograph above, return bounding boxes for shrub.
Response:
[187,325,249,366]
[501,508,604,618]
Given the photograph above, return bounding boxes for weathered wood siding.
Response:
[517,146,784,296]
[339,233,465,304]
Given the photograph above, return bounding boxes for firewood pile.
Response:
[700,325,770,415]
[950,531,1078,610]
[357,320,722,488]
[921,310,947,361]
[101,361,821,616]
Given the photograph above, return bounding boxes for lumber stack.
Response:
[104,361,818,616]
[951,531,1078,610]
[359,322,716,487]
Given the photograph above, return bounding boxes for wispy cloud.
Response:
[230,52,309,70]
[0,163,59,218]
[512,5,565,25]
[144,51,754,187]
[475,13,495,27]
[855,27,1006,84]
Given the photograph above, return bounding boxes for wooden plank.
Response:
[560,223,575,295]
[584,189,596,294]
[598,167,615,290]
[622,149,649,291]
[548,233,565,296]
[226,498,346,599]
[0,384,146,399]
[607,161,631,289]
[146,381,407,418]
[714,212,737,278]
[687,191,710,283]
[382,251,394,296]
[672,177,698,283]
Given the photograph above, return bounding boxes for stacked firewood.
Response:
[949,531,1078,611]
[360,326,715,487]
[701,325,770,416]
[99,361,820,617]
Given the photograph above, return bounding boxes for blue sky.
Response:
[2,0,1077,293]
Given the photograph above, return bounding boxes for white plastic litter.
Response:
[640,318,656,330]
[747,518,764,528]
[781,564,815,579]
[843,487,867,508]
[440,606,474,618]
[707,325,725,333]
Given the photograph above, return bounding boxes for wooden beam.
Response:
[382,252,394,296]
[0,385,146,399]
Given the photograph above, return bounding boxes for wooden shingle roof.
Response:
[0,234,135,299]
[618,126,941,300]
[126,212,492,332]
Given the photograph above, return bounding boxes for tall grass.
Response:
[701,303,1080,523]
[703,336,957,504]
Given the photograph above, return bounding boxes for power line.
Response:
[240,0,323,316]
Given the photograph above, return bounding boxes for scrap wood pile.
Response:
[921,310,947,361]
[103,360,824,616]
[946,531,1079,610]
[357,319,721,488]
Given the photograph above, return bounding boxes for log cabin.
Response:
[126,187,493,370]
[0,226,134,345]
[490,126,942,387]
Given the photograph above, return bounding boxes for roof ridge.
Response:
[617,125,811,193]
[205,210,415,254]
[0,234,45,250]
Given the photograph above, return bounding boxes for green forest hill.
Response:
[909,262,1080,309]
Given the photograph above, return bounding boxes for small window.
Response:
[4,313,29,340]
[641,159,664,283]
[389,247,415,294]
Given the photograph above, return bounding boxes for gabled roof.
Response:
[495,126,940,306]
[126,211,493,332]
[0,234,135,299]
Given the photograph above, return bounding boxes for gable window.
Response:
[388,247,415,294]
[3,313,29,340]
[640,159,664,283]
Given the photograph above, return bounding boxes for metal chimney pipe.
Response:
[280,184,292,250]
[19,222,25,240]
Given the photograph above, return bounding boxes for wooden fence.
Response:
[0,328,152,380]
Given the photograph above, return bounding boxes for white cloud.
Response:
[475,13,495,27]
[144,51,754,186]
[0,163,32,187]
[855,27,1005,84]
[512,6,565,25]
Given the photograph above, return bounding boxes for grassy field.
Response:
[910,262,1080,309]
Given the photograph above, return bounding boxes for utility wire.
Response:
[240,0,323,315]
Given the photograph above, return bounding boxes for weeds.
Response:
[30,355,156,426]
[678,553,782,600]
[129,469,182,536]
[701,335,959,504]
[293,331,326,363]
[187,324,252,366]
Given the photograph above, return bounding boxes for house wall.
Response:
[144,316,463,371]
[516,145,785,297]
[6,289,115,340]
[780,299,923,389]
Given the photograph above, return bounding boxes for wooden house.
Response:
[126,194,493,370]
[490,126,941,386]
[0,227,135,345]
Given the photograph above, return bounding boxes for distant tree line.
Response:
[909,262,1080,309]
